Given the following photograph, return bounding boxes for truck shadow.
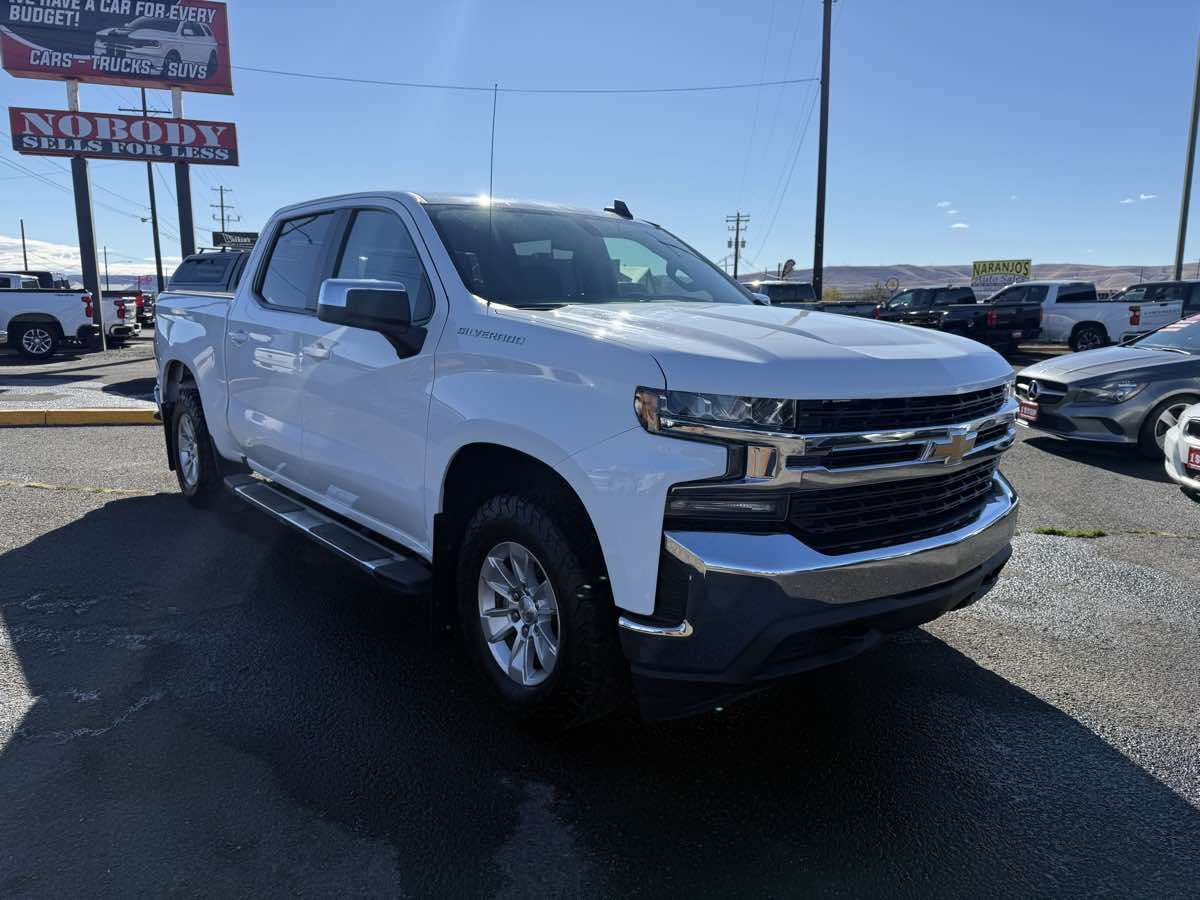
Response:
[1021,434,1172,483]
[0,493,1196,896]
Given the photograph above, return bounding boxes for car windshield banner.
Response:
[1,1,232,94]
[9,105,237,163]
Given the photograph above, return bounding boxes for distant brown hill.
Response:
[741,263,1190,292]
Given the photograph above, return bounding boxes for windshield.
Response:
[1134,314,1200,354]
[425,204,752,308]
[127,17,177,30]
[887,290,930,309]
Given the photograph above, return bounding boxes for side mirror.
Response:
[317,278,426,358]
[752,292,771,305]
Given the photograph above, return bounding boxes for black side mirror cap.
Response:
[317,279,427,358]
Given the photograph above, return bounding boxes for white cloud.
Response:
[0,233,175,280]
[1139,192,1157,200]
[949,222,970,230]
[936,200,951,208]
[947,209,959,215]
[1010,194,1018,200]
[1120,197,1136,204]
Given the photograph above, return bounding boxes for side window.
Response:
[1056,283,1098,303]
[1024,285,1048,304]
[259,212,338,311]
[931,290,954,307]
[181,23,201,37]
[335,209,434,322]
[1187,284,1200,312]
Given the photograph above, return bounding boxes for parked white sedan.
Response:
[1163,401,1200,498]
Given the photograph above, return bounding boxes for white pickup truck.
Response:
[1,280,139,359]
[154,192,1020,723]
[987,280,1183,352]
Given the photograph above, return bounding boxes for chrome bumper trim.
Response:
[659,471,1018,608]
[617,617,694,638]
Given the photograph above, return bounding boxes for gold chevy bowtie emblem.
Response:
[928,429,976,465]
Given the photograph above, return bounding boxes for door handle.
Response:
[303,343,330,360]
[228,329,248,345]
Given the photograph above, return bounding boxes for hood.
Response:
[502,302,1012,399]
[1020,345,1200,384]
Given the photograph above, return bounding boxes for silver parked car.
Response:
[1016,315,1200,458]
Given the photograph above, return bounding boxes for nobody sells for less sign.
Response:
[8,105,237,163]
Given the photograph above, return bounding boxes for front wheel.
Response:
[457,493,625,729]
[1138,395,1198,459]
[1070,325,1106,353]
[171,388,224,506]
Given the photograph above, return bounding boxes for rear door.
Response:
[225,206,344,482]
[298,203,446,550]
[1141,283,1186,330]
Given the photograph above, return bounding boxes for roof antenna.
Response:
[605,199,633,219]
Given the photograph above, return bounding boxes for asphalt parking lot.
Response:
[0,353,1198,896]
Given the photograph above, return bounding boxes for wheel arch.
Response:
[433,442,607,619]
[8,313,63,333]
[1069,320,1109,344]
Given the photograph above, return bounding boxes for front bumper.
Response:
[1164,425,1200,491]
[620,471,1018,719]
[1015,398,1143,444]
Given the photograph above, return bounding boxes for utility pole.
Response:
[726,212,749,280]
[812,0,834,299]
[19,218,28,269]
[103,245,109,291]
[1175,31,1200,280]
[118,89,169,293]
[211,185,240,233]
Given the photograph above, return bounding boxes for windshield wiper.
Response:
[507,301,568,310]
[1144,345,1192,355]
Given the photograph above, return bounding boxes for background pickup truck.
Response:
[156,190,1019,725]
[1,282,136,359]
[900,288,1044,352]
[991,280,1183,352]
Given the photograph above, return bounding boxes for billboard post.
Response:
[64,80,104,350]
[172,88,195,258]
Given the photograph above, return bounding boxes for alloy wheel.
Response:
[20,327,53,357]
[176,412,200,489]
[477,541,560,687]
[1155,402,1190,450]
[1076,329,1103,352]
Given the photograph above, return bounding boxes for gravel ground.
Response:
[0,423,1196,898]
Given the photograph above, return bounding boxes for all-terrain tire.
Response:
[171,388,225,507]
[456,492,626,730]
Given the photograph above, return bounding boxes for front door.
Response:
[300,204,445,552]
[225,208,343,483]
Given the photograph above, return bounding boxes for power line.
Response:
[232,64,818,95]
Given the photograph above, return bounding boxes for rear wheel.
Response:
[171,388,224,507]
[456,493,625,729]
[15,324,59,360]
[1070,324,1106,353]
[207,50,218,78]
[1138,395,1198,459]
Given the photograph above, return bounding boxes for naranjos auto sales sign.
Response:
[971,258,1032,287]
[1,0,232,94]
[9,105,237,163]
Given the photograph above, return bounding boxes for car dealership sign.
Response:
[9,105,237,163]
[1,0,232,94]
[971,258,1031,287]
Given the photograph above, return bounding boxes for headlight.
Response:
[634,387,793,435]
[1002,378,1015,401]
[1074,381,1147,404]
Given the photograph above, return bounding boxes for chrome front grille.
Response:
[1015,377,1068,405]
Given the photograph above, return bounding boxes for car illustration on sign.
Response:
[93,16,219,81]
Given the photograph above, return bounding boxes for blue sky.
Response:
[2,0,1200,279]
